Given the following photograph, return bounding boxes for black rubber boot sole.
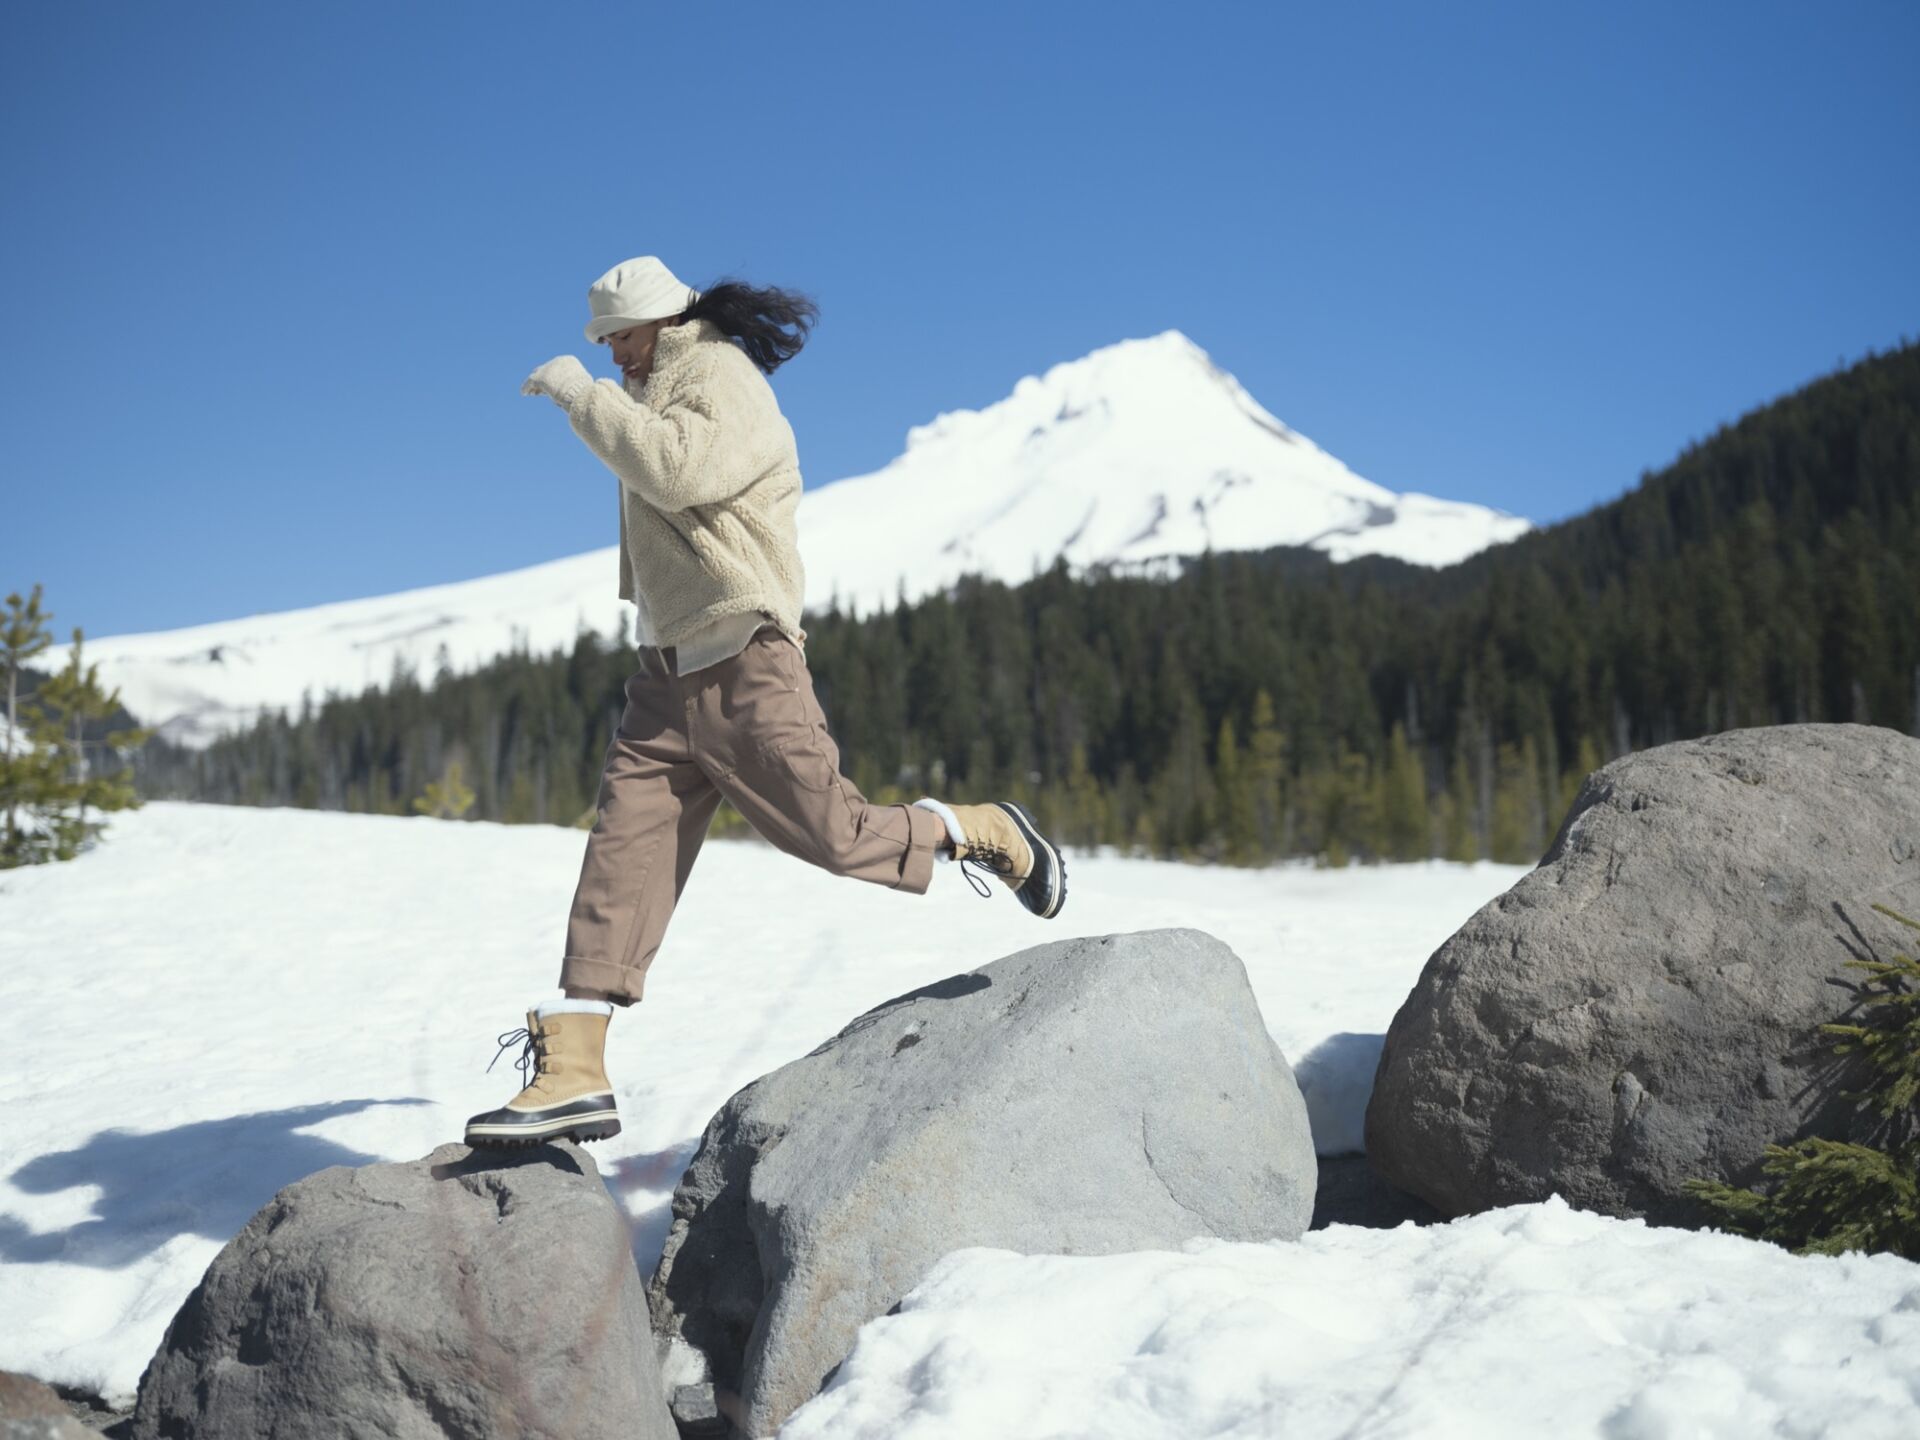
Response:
[464,1094,622,1148]
[464,1118,623,1148]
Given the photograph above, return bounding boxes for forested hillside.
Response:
[132,339,1920,865]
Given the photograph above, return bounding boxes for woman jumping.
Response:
[464,256,1068,1148]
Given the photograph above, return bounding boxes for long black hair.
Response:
[682,278,818,374]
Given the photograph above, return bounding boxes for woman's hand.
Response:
[521,355,592,411]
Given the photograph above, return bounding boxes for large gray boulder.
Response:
[129,1141,676,1440]
[649,927,1317,1439]
[0,1371,96,1440]
[1367,723,1920,1224]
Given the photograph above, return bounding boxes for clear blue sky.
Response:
[5,1,1915,638]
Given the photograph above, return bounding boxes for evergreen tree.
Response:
[1488,739,1546,863]
[1062,738,1108,855]
[1304,743,1376,867]
[2,587,70,866]
[32,626,151,859]
[1152,683,1214,859]
[1440,747,1479,862]
[1560,734,1603,817]
[1686,904,1920,1258]
[1245,687,1288,856]
[1379,723,1430,861]
[412,756,477,819]
[1214,714,1258,866]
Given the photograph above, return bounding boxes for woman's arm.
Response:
[565,350,764,514]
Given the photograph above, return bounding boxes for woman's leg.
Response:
[698,630,1068,918]
[559,648,724,1004]
[695,628,947,891]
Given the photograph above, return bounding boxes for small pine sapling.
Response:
[1684,903,1920,1258]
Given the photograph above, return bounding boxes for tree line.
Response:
[126,336,1920,866]
[1,584,151,866]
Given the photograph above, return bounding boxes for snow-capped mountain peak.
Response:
[904,329,1299,458]
[794,328,1527,617]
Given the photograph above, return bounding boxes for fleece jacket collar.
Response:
[625,316,728,400]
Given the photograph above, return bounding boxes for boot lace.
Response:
[486,1024,550,1091]
[958,836,1018,899]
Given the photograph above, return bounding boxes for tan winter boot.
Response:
[913,798,1068,918]
[464,1001,621,1147]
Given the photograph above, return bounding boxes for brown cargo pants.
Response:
[559,622,945,1003]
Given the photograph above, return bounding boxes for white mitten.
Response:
[521,355,593,411]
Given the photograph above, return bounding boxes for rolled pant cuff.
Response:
[558,954,646,1005]
[895,802,943,895]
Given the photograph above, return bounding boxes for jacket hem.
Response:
[653,596,807,650]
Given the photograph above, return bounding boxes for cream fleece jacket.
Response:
[564,316,809,653]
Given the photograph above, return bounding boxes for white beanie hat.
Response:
[584,256,703,343]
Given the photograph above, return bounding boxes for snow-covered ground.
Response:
[3,801,1916,1436]
[785,1205,1920,1440]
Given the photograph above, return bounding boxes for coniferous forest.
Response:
[127,339,1920,866]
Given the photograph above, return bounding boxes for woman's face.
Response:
[606,316,682,387]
